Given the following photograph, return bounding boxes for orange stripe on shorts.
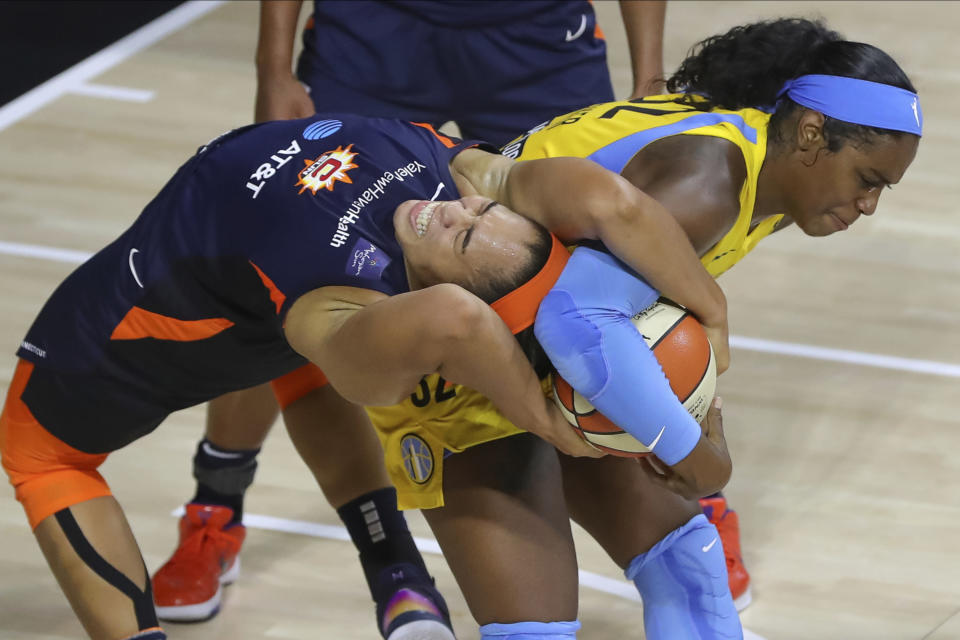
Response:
[271,363,329,410]
[0,360,111,529]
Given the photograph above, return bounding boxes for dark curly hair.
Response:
[666,18,917,151]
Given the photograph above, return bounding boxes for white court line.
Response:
[70,83,155,103]
[2,237,958,382]
[171,507,768,640]
[0,240,92,264]
[0,0,224,132]
[730,335,960,378]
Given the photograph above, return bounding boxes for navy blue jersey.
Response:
[16,116,481,452]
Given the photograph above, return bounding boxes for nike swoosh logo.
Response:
[646,425,667,450]
[565,14,587,41]
[128,248,144,288]
[430,182,445,201]
[201,442,245,459]
[702,537,719,553]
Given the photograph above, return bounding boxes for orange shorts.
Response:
[0,360,111,529]
[270,363,329,410]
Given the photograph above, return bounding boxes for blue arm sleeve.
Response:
[534,247,701,466]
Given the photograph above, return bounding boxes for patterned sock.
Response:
[337,487,450,636]
[337,487,429,593]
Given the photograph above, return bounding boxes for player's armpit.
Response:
[447,148,514,201]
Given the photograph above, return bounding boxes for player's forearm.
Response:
[619,0,666,96]
[285,283,551,426]
[434,298,554,435]
[255,0,305,77]
[669,433,732,498]
[597,181,727,332]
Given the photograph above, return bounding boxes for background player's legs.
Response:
[35,496,163,640]
[560,455,741,639]
[152,385,275,622]
[424,434,579,630]
[204,383,279,450]
[284,384,454,639]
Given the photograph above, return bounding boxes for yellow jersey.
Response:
[504,95,784,277]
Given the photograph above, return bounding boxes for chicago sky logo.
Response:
[296,144,358,195]
[303,119,342,140]
[400,434,434,485]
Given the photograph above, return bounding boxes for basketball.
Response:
[551,299,716,457]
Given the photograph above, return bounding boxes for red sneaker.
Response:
[152,504,245,621]
[700,496,751,611]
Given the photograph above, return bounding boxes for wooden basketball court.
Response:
[0,2,957,638]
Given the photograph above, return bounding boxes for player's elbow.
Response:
[588,176,653,235]
[421,283,489,350]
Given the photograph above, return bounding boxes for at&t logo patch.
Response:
[400,434,434,485]
[303,119,343,140]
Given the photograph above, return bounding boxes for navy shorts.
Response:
[296,0,615,147]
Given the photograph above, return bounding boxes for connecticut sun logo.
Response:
[296,144,358,195]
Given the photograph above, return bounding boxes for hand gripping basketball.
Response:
[551,299,717,457]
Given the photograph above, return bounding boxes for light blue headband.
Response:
[777,74,922,136]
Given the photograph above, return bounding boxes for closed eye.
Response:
[460,201,498,253]
[859,174,884,191]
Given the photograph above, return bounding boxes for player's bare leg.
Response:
[560,455,699,566]
[283,384,389,507]
[204,383,279,450]
[35,496,163,640]
[424,433,580,638]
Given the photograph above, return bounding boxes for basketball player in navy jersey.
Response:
[1,114,730,640]
[153,1,669,635]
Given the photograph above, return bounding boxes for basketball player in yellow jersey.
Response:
[535,16,917,626]
[370,17,920,640]
[504,88,778,612]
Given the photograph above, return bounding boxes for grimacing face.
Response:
[782,131,919,236]
[394,195,539,293]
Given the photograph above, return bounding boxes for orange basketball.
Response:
[551,299,716,457]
